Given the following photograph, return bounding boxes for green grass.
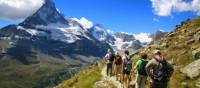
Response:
[57,62,104,88]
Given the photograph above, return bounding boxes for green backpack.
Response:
[138,59,148,76]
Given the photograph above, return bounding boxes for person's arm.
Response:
[104,54,109,63]
[113,56,116,65]
[112,57,115,67]
[167,60,174,77]
[145,59,154,78]
[121,57,125,73]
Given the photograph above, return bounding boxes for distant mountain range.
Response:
[73,17,167,51]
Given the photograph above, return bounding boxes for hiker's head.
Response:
[153,50,161,55]
[107,49,111,53]
[115,51,120,56]
[140,52,147,59]
[124,50,129,55]
[153,50,162,59]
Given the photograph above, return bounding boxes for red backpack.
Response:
[115,55,122,65]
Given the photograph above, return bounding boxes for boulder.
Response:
[180,59,200,79]
[186,39,196,44]
[192,48,200,59]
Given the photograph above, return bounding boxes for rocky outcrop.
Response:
[180,59,200,79]
[150,30,167,40]
[114,32,135,42]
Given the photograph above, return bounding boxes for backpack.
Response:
[108,53,115,62]
[124,56,132,71]
[115,55,122,65]
[138,59,148,76]
[152,59,172,82]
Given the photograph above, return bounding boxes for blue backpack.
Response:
[124,56,132,71]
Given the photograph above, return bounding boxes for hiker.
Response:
[104,49,115,76]
[134,53,148,88]
[146,50,174,88]
[114,51,123,81]
[122,50,133,88]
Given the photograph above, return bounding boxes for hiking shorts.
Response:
[116,65,122,75]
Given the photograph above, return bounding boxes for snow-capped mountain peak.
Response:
[72,17,93,29]
[16,0,94,43]
[20,0,68,27]
[90,24,111,41]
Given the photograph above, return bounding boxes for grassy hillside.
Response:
[133,17,200,88]
[56,62,104,88]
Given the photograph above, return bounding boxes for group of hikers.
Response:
[104,49,174,88]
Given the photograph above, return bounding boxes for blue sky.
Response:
[0,0,198,34]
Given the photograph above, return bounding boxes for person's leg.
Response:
[116,65,118,80]
[111,63,113,76]
[113,64,117,75]
[135,74,140,88]
[149,82,154,88]
[119,65,122,82]
[107,63,111,76]
[117,65,121,80]
[121,70,125,83]
[109,63,111,76]
[127,75,130,88]
[124,74,128,88]
[127,71,131,88]
[106,63,109,76]
[140,76,147,88]
[109,63,112,76]
[124,71,130,88]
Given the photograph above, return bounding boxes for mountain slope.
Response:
[113,32,142,51]
[0,0,112,88]
[135,17,200,88]
[89,24,115,44]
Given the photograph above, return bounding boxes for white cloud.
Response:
[72,17,93,29]
[0,0,44,20]
[133,33,153,43]
[150,0,200,16]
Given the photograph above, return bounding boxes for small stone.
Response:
[181,82,187,86]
